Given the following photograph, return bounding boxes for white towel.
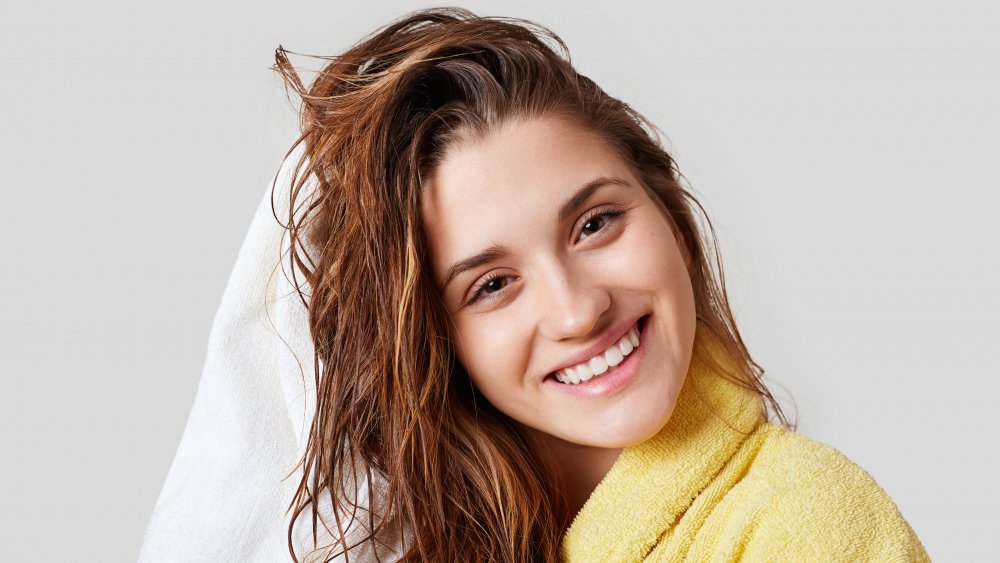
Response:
[139,147,413,561]
[136,150,307,561]
[134,150,316,562]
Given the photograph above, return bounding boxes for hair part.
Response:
[273,7,792,562]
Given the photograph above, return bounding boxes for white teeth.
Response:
[567,366,580,384]
[554,322,642,385]
[605,346,624,367]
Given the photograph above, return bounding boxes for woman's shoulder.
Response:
[746,422,895,493]
[718,422,930,561]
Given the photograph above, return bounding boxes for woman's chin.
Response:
[556,398,681,450]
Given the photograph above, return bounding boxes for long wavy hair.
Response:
[273,7,792,562]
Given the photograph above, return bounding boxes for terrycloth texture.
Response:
[138,153,406,562]
[561,326,929,562]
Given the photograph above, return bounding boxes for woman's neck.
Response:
[525,429,623,526]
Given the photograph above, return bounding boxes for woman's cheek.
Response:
[457,315,520,394]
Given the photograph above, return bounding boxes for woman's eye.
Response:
[466,274,514,305]
[582,216,608,235]
[483,277,507,294]
[576,208,625,242]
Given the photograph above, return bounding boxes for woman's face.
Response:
[421,115,697,449]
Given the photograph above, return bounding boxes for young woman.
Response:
[274,8,928,562]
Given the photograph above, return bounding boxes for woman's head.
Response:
[275,7,787,561]
[422,114,697,450]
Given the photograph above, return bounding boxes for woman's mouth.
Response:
[551,318,643,385]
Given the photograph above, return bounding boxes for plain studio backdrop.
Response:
[1,0,997,560]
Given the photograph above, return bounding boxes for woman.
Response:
[274,7,928,562]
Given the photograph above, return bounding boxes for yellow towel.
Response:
[561,325,929,562]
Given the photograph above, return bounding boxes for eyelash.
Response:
[465,271,513,306]
[463,206,627,306]
[576,207,625,243]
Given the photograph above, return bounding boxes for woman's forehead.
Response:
[421,115,629,212]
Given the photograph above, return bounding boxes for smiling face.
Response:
[421,115,697,451]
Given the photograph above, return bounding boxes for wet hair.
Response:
[273,7,792,562]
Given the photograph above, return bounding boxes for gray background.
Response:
[2,0,997,560]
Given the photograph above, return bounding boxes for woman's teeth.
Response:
[554,324,640,385]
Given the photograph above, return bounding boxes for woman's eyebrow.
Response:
[443,176,629,290]
[444,245,507,289]
[557,176,629,222]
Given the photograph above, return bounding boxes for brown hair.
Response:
[273,7,792,562]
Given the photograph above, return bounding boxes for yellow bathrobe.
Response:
[561,326,929,562]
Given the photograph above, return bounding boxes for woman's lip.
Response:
[543,317,648,396]
[545,316,645,377]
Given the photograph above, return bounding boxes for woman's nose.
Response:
[536,261,612,342]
